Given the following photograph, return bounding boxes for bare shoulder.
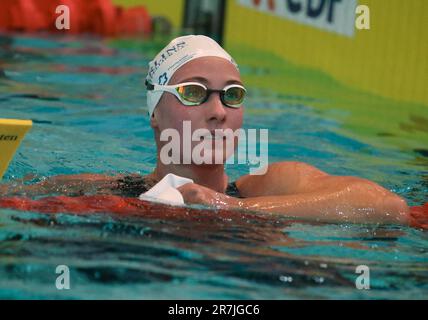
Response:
[235,161,329,197]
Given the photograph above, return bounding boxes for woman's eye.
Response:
[226,87,245,101]
[183,86,204,99]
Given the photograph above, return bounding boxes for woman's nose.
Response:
[204,92,226,123]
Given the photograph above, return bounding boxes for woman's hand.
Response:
[177,183,239,209]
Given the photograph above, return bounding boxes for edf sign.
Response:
[238,0,358,37]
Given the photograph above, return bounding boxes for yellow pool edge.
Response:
[0,119,33,180]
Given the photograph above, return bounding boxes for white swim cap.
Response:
[145,35,239,117]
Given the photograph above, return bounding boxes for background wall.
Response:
[112,0,185,30]
[224,0,428,107]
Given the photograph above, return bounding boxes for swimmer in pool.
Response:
[0,35,410,225]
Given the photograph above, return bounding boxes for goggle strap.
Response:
[145,80,155,90]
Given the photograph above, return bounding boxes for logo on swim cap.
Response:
[148,41,187,79]
[158,73,168,85]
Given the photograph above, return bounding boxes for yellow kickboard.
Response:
[0,118,32,180]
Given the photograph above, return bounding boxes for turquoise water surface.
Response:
[0,34,427,299]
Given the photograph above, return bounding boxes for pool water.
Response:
[0,33,427,299]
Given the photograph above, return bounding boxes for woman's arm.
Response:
[233,161,409,224]
[179,181,409,225]
[232,179,409,224]
[178,162,410,225]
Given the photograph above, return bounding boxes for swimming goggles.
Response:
[145,81,246,108]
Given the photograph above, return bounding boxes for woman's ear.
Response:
[150,112,159,129]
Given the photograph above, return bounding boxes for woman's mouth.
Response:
[203,131,227,140]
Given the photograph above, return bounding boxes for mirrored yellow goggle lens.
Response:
[224,87,245,105]
[176,85,206,103]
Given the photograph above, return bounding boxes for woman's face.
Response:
[152,56,244,165]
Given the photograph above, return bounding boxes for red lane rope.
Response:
[409,203,428,230]
[0,195,160,216]
[0,195,271,223]
[0,195,427,229]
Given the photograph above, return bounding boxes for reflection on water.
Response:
[0,34,427,299]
